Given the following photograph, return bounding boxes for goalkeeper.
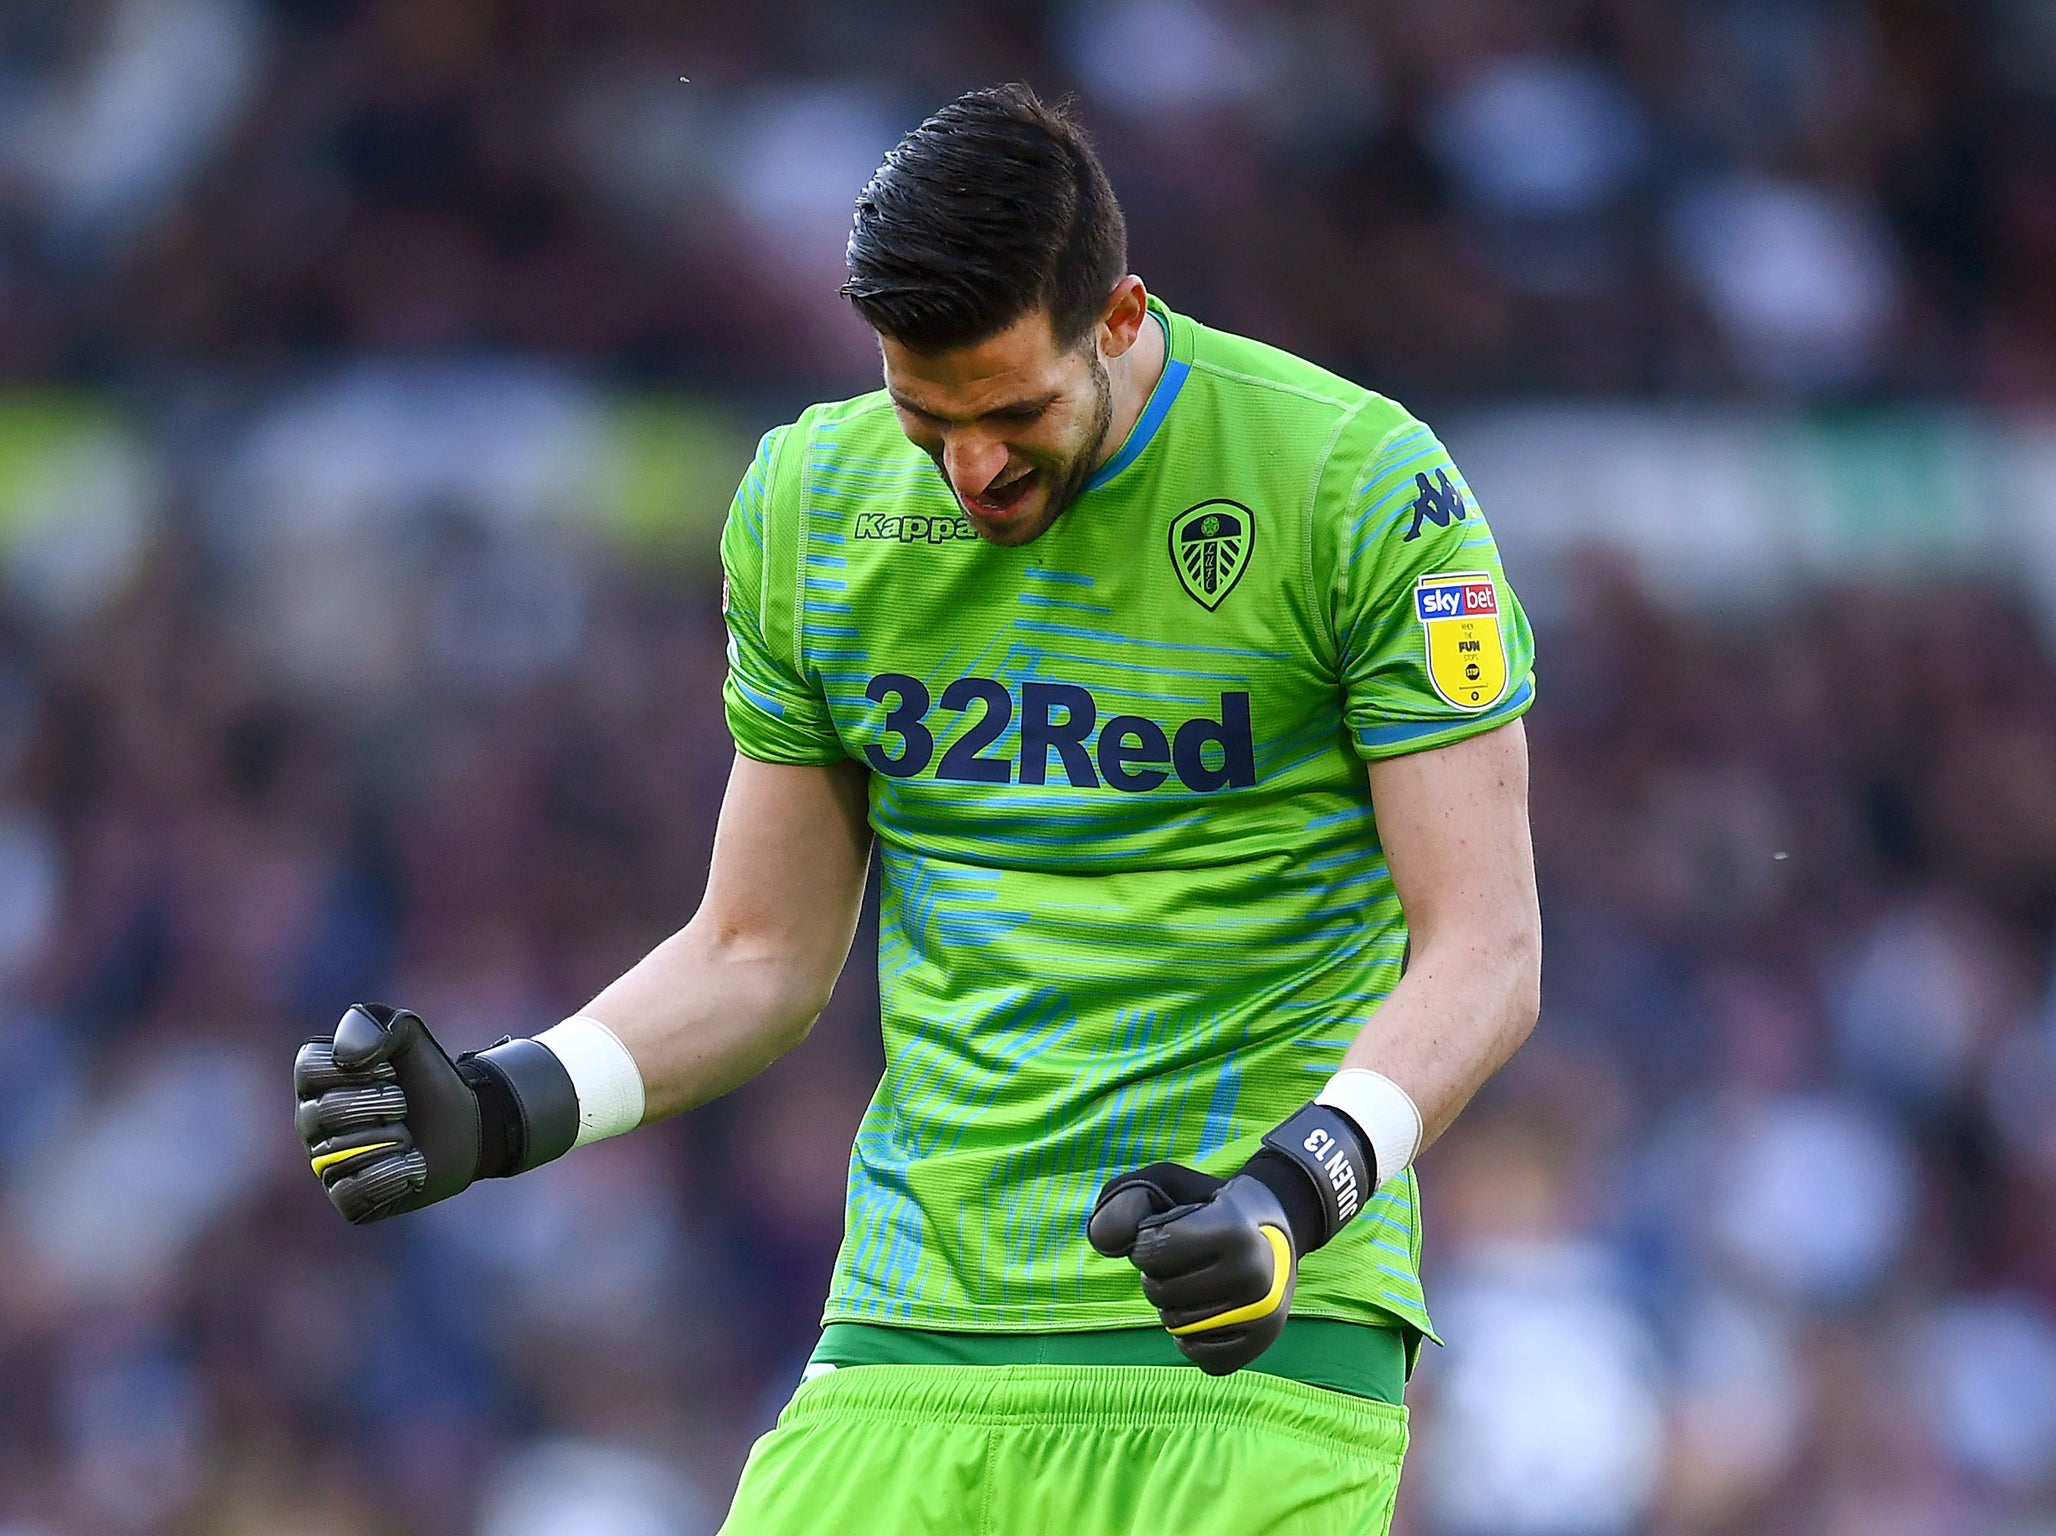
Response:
[295,84,1540,1535]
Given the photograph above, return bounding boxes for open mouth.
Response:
[967,469,1037,516]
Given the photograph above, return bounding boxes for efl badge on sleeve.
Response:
[1415,572,1507,710]
[1169,499,1254,610]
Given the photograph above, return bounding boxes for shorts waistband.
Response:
[778,1362,1408,1459]
[812,1319,1407,1403]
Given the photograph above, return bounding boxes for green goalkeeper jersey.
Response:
[719,298,1534,1344]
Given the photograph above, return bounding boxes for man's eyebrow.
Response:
[887,389,1058,425]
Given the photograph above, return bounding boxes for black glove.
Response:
[294,1002,581,1225]
[1088,1102,1377,1374]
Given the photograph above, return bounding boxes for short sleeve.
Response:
[720,427,848,764]
[1333,416,1536,760]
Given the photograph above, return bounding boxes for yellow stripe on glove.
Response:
[1167,1224,1291,1335]
[310,1140,400,1177]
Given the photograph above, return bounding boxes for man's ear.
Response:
[1098,275,1150,360]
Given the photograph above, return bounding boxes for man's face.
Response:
[880,308,1114,548]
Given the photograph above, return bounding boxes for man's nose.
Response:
[942,434,1009,497]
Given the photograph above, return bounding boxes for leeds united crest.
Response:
[1169,499,1254,611]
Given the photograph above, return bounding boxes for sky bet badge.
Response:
[1415,572,1507,710]
[1169,499,1253,610]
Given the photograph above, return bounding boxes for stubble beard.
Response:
[954,351,1114,549]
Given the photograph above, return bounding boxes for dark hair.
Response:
[843,84,1128,353]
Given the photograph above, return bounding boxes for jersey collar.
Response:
[1083,296,1191,494]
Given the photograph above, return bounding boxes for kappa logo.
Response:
[854,512,978,544]
[1168,499,1254,610]
[1401,468,1469,543]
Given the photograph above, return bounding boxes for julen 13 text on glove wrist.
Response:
[1088,1070,1420,1375]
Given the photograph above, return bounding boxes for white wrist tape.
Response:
[1316,1069,1423,1186]
[534,1015,646,1148]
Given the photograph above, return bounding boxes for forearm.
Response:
[1339,918,1540,1152]
[580,915,855,1123]
[1338,719,1541,1167]
[571,754,873,1124]
[298,758,871,1227]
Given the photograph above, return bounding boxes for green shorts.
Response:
[718,1363,1409,1536]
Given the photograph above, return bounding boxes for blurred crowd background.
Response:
[2,1,2055,1534]
[5,0,2055,398]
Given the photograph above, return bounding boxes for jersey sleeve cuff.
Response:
[1351,674,1535,761]
[722,684,850,765]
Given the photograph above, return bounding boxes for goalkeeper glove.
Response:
[1088,1102,1376,1375]
[294,1002,582,1224]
